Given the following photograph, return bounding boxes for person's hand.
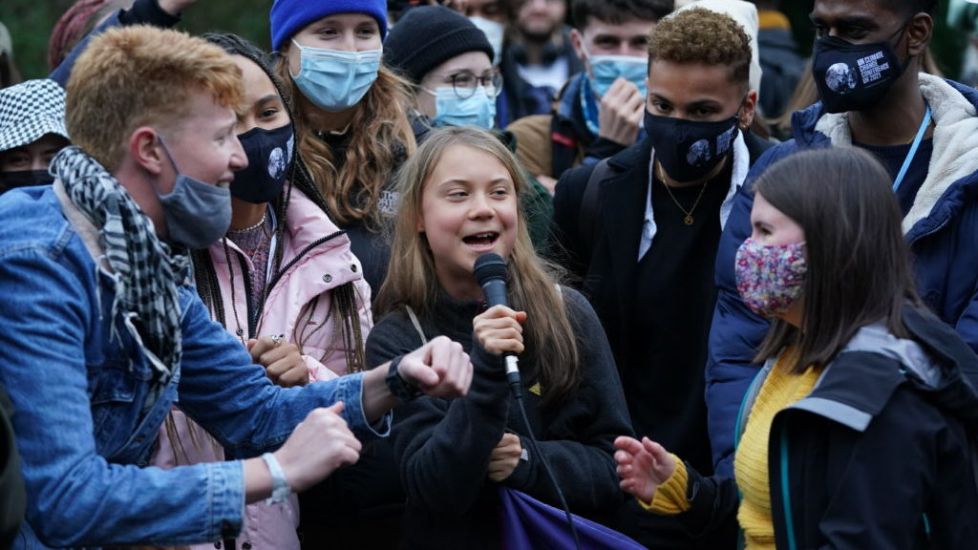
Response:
[473,305,527,356]
[614,436,676,503]
[157,0,198,16]
[488,432,522,482]
[397,336,473,398]
[598,78,645,146]
[248,336,309,388]
[273,403,361,492]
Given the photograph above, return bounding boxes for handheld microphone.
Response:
[473,253,522,395]
[472,253,583,550]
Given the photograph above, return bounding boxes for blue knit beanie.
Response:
[270,0,388,52]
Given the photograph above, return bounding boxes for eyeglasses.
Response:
[442,71,504,99]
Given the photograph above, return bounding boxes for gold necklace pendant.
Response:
[655,162,711,227]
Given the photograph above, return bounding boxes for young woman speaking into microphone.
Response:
[365,126,633,548]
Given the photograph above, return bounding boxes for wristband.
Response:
[261,452,291,504]
[385,355,422,402]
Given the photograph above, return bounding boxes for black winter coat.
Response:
[365,287,633,549]
[678,307,978,549]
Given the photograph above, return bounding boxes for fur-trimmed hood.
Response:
[790,73,978,234]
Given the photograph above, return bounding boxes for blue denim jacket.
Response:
[0,186,389,549]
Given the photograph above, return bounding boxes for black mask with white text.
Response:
[644,111,740,183]
[812,27,910,114]
[230,123,294,204]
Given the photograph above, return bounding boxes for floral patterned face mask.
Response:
[735,238,807,318]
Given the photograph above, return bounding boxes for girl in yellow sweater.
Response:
[615,147,978,549]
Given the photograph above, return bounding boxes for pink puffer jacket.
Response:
[152,186,373,550]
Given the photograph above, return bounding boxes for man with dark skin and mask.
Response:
[707,0,978,480]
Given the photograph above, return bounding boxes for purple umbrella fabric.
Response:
[499,487,646,549]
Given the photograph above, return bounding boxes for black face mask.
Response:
[230,123,294,204]
[644,110,740,183]
[0,170,54,193]
[812,27,910,114]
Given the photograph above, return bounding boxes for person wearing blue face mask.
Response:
[507,0,673,191]
[384,6,500,132]
[270,0,418,295]
[384,5,558,256]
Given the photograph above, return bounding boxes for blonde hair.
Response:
[375,127,580,406]
[275,59,417,229]
[65,25,243,170]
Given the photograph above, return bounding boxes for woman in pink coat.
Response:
[152,33,372,550]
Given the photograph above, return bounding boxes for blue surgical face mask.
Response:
[586,52,648,99]
[290,40,382,112]
[425,86,497,129]
[156,137,232,249]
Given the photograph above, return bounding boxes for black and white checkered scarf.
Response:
[52,146,187,413]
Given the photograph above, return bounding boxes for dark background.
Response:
[3,0,273,79]
[0,1,968,81]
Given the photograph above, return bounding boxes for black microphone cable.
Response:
[474,254,582,550]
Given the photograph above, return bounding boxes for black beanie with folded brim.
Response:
[383,5,494,84]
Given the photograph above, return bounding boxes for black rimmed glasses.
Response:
[443,70,504,99]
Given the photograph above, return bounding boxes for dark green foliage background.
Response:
[2,1,272,79]
[0,1,968,82]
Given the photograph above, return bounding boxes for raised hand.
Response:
[614,436,676,503]
[397,335,473,399]
[598,77,645,146]
[473,305,527,357]
[273,403,362,493]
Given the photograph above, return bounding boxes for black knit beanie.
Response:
[383,6,494,84]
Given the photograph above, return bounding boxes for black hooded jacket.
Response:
[676,306,978,549]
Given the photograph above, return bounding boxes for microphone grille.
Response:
[474,253,508,285]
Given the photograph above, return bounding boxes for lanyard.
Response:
[892,104,932,192]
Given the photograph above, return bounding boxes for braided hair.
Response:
[194,32,367,374]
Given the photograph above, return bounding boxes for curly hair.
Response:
[647,7,752,89]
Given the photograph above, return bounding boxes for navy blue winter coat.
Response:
[707,74,978,477]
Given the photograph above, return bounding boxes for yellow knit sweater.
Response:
[639,351,820,550]
[735,354,821,550]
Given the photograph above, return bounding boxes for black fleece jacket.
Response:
[365,286,633,549]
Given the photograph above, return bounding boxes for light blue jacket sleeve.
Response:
[175,293,390,457]
[0,246,245,547]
